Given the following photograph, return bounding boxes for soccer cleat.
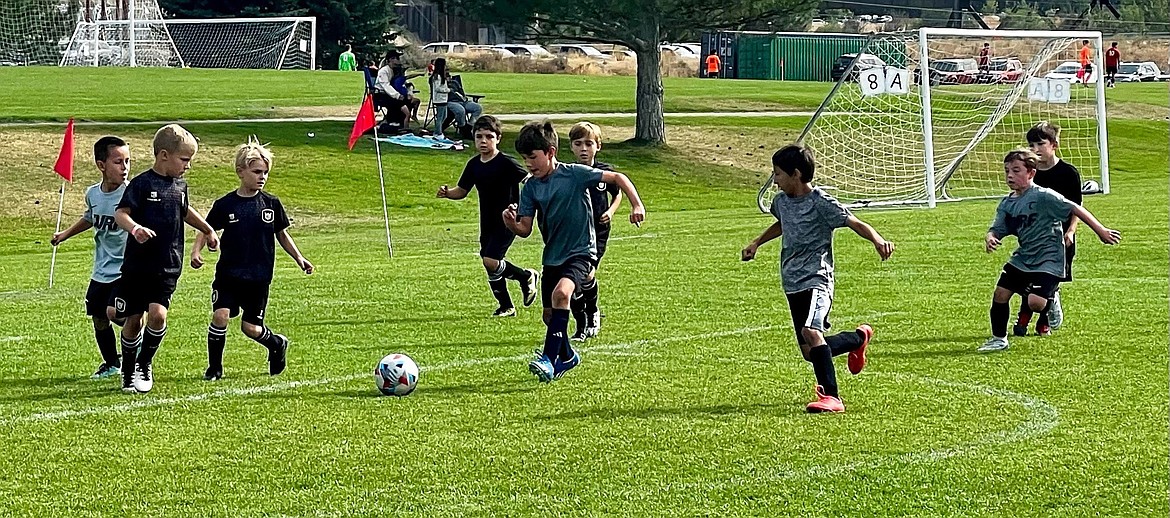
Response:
[133,363,153,393]
[91,362,120,380]
[805,385,845,414]
[1048,290,1063,330]
[528,351,555,383]
[269,334,289,376]
[570,328,588,343]
[204,367,224,381]
[1036,325,1051,337]
[491,307,517,318]
[585,309,601,338]
[553,351,581,379]
[977,336,1010,353]
[848,324,873,375]
[121,368,138,394]
[1012,313,1031,337]
[521,269,539,307]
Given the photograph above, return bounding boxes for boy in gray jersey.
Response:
[742,144,893,414]
[50,136,131,379]
[503,120,646,383]
[980,149,1120,353]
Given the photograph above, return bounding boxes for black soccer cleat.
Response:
[203,367,224,381]
[521,269,539,307]
[268,334,289,376]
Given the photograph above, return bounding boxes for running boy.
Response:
[741,144,892,414]
[1013,121,1082,336]
[438,115,539,317]
[114,124,219,394]
[50,136,131,379]
[981,149,1120,353]
[567,121,623,341]
[503,120,646,383]
[192,137,312,381]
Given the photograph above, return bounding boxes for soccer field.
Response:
[0,69,1166,516]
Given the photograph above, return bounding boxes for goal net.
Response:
[165,18,316,70]
[758,28,1109,211]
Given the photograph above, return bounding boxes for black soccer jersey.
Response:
[1033,159,1082,231]
[456,152,528,232]
[205,191,291,283]
[118,170,189,276]
[587,161,620,227]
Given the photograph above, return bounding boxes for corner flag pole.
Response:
[372,125,393,257]
[48,181,66,288]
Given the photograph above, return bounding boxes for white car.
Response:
[1114,61,1161,82]
[496,44,555,59]
[660,44,698,59]
[469,45,515,58]
[1044,60,1098,84]
[547,43,610,61]
[421,42,470,55]
[605,49,637,61]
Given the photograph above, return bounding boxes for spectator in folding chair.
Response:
[445,75,484,140]
[373,50,423,132]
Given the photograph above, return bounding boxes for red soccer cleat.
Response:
[848,324,873,375]
[806,385,845,414]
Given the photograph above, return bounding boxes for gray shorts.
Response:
[785,288,833,346]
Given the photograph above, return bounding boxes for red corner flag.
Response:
[348,95,377,150]
[53,118,75,182]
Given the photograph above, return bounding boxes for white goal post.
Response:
[758,27,1109,211]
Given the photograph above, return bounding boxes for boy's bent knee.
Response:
[92,316,111,330]
[800,327,824,346]
[241,322,263,338]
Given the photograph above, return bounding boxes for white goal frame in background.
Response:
[758,27,1109,211]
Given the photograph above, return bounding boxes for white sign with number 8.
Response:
[858,68,911,97]
[1027,78,1071,104]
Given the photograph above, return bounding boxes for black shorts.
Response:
[1106,65,1118,75]
[1062,241,1076,283]
[593,224,611,266]
[1082,63,1093,73]
[212,276,271,326]
[112,272,179,318]
[996,263,1060,300]
[541,255,594,308]
[479,226,517,260]
[785,288,833,346]
[84,279,120,317]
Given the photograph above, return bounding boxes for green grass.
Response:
[0,72,1167,517]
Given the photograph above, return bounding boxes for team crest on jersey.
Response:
[595,182,607,191]
[148,191,159,201]
[114,297,126,313]
[261,209,275,223]
[228,213,237,223]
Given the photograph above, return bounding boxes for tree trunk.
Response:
[633,22,665,144]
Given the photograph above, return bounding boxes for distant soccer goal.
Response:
[759,28,1109,211]
[164,17,317,70]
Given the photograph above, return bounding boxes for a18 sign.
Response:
[1026,78,1072,104]
[858,67,910,96]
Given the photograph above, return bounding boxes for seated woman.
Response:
[374,50,423,129]
[445,75,483,139]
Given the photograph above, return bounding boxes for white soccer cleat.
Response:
[1048,290,1063,330]
[977,336,1009,353]
[133,364,154,393]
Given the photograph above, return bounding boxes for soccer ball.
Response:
[374,353,419,396]
[1081,179,1101,194]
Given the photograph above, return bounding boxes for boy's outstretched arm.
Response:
[846,215,894,261]
[184,206,219,250]
[437,184,468,199]
[51,218,93,246]
[598,171,644,226]
[742,221,783,261]
[115,207,155,244]
[1070,204,1121,244]
[601,189,624,224]
[502,205,533,238]
[277,229,314,274]
[190,231,215,269]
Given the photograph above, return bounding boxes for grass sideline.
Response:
[0,74,1166,516]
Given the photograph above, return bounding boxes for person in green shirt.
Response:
[338,44,357,71]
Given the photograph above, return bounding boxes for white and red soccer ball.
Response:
[375,353,419,396]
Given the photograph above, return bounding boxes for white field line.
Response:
[0,112,855,128]
[0,336,26,342]
[7,325,780,425]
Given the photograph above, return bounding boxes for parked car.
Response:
[1114,61,1161,82]
[986,57,1024,83]
[469,45,515,58]
[1044,60,1098,84]
[677,43,702,56]
[605,49,637,61]
[547,43,610,61]
[927,58,982,84]
[830,53,885,82]
[660,44,698,59]
[496,44,556,59]
[421,42,469,55]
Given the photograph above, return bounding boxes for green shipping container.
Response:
[735,33,780,80]
[777,34,867,82]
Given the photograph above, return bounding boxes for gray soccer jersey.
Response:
[82,183,127,283]
[989,185,1073,278]
[518,162,604,266]
[770,188,851,294]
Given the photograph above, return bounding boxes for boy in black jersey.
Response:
[1013,121,1082,336]
[567,122,623,341]
[192,137,313,381]
[437,115,538,317]
[113,124,219,394]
